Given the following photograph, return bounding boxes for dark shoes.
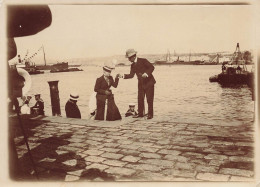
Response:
[147,115,153,119]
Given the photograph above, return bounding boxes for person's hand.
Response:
[117,73,123,78]
[105,90,111,95]
[142,73,148,78]
[116,74,120,79]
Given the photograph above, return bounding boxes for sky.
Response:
[13,4,255,62]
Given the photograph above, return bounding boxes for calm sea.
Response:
[26,65,254,124]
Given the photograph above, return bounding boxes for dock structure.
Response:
[9,115,254,182]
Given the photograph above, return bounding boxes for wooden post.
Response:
[48,81,61,116]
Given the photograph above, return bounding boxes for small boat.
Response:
[209,43,253,85]
[50,62,83,73]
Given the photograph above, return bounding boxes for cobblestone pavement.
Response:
[9,115,255,182]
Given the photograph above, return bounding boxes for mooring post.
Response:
[48,80,61,116]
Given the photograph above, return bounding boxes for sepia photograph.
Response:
[1,0,259,186]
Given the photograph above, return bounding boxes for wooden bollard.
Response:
[48,80,61,116]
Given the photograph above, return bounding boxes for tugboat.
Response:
[209,43,253,85]
[16,60,44,75]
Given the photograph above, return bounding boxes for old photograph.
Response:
[2,0,258,185]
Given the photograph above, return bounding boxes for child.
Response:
[125,103,138,117]
[20,96,32,114]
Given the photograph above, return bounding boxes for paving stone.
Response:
[210,141,234,146]
[87,136,105,142]
[194,142,210,148]
[225,151,245,156]
[117,140,133,145]
[196,173,230,181]
[171,146,196,151]
[84,140,102,145]
[122,156,141,163]
[103,143,120,148]
[69,138,85,143]
[103,160,127,167]
[68,142,87,148]
[229,156,254,162]
[219,168,254,177]
[100,147,120,153]
[84,156,106,163]
[138,146,159,153]
[119,149,141,157]
[229,176,254,181]
[195,165,218,173]
[139,159,174,167]
[204,154,228,161]
[38,157,56,163]
[175,162,195,170]
[55,150,68,155]
[107,135,128,140]
[132,142,154,147]
[157,140,171,145]
[202,148,221,154]
[182,152,205,158]
[209,159,227,166]
[65,174,80,182]
[139,153,161,159]
[164,155,188,162]
[134,171,166,181]
[62,159,77,166]
[235,142,253,147]
[67,169,84,176]
[58,145,79,152]
[158,149,181,155]
[100,152,124,160]
[119,144,140,150]
[85,163,109,171]
[134,131,151,135]
[105,167,136,176]
[190,159,207,165]
[126,163,162,172]
[87,133,106,138]
[176,131,194,135]
[162,169,196,178]
[82,150,104,156]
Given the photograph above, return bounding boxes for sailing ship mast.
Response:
[42,45,47,66]
[166,49,171,63]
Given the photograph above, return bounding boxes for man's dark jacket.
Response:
[65,100,81,119]
[124,57,156,89]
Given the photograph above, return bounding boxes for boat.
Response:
[209,43,254,85]
[50,68,83,73]
[16,60,44,75]
[154,50,205,65]
[50,62,83,73]
[154,50,173,65]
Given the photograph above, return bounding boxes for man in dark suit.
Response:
[65,92,81,119]
[122,49,156,119]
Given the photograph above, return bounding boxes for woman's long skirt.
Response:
[95,94,121,121]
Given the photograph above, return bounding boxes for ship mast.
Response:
[42,45,47,66]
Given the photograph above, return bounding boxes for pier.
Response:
[9,115,254,181]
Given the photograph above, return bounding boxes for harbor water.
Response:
[26,65,254,125]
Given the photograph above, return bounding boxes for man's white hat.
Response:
[70,92,79,101]
[125,49,137,58]
[129,103,135,107]
[103,61,115,72]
